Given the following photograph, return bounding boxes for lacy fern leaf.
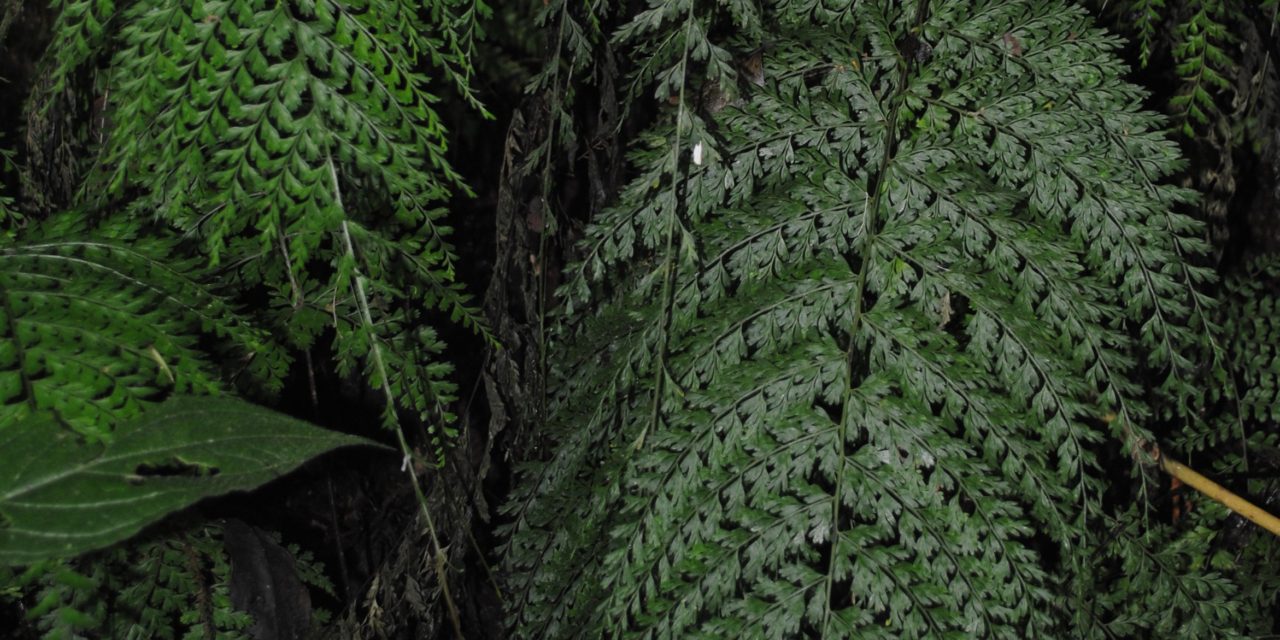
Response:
[1218,257,1280,426]
[41,0,490,441]
[501,0,1231,636]
[21,521,332,640]
[0,215,283,439]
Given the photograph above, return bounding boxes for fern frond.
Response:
[27,520,328,639]
[1169,0,1237,135]
[43,0,119,94]
[93,0,462,259]
[42,0,489,445]
[0,215,284,440]
[502,0,1233,636]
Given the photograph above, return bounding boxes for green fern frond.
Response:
[1169,0,1237,135]
[25,521,328,640]
[501,0,1235,636]
[1080,506,1246,637]
[91,0,465,260]
[0,215,284,440]
[1218,257,1280,426]
[41,0,489,444]
[43,0,118,93]
[1130,0,1168,66]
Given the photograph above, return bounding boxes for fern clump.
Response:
[15,521,332,639]
[1,0,490,629]
[500,0,1244,636]
[1217,258,1280,427]
[39,0,490,442]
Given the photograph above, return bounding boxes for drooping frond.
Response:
[24,520,332,639]
[90,0,466,260]
[0,214,283,440]
[40,0,490,440]
[1158,255,1280,637]
[500,0,1233,636]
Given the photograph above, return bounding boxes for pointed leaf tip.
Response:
[0,396,387,566]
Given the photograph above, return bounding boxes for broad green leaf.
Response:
[0,396,385,566]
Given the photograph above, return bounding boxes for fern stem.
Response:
[303,348,319,417]
[180,536,216,640]
[324,477,351,600]
[277,233,302,309]
[824,3,929,633]
[643,1,699,451]
[536,0,573,435]
[1241,0,1279,124]
[331,158,465,640]
[825,179,876,636]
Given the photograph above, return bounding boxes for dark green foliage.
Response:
[0,216,283,439]
[499,0,1263,636]
[0,396,382,565]
[0,0,488,634]
[38,0,490,442]
[14,521,332,640]
[0,0,1277,636]
[1095,0,1278,138]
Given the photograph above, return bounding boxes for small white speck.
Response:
[400,454,410,472]
[692,141,703,166]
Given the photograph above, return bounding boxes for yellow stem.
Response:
[1160,455,1280,538]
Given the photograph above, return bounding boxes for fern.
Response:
[1092,0,1276,139]
[40,0,489,443]
[0,214,283,439]
[15,521,331,640]
[500,0,1240,636]
[1,0,490,633]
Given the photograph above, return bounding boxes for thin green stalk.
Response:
[642,0,698,451]
[824,3,928,633]
[330,157,465,640]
